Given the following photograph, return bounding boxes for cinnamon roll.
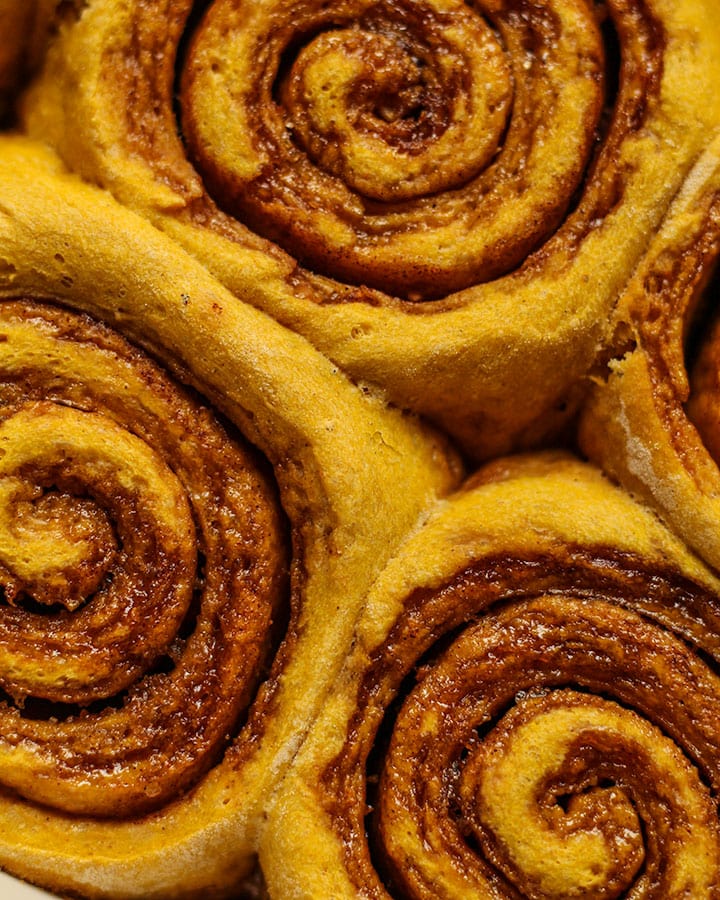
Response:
[3,1,720,897]
[579,132,720,572]
[20,0,720,458]
[263,452,720,898]
[0,134,459,899]
[0,298,288,818]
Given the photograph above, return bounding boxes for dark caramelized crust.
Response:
[0,0,52,122]
[0,300,288,817]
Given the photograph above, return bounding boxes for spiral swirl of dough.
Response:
[377,598,720,898]
[0,135,459,898]
[264,454,720,899]
[0,300,287,817]
[182,0,602,298]
[21,0,720,457]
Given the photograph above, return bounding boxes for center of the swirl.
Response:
[460,692,649,899]
[280,21,512,202]
[0,486,117,610]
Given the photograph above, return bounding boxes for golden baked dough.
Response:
[2,1,720,898]
[20,0,720,457]
[0,135,459,898]
[579,133,720,572]
[265,453,720,898]
[0,299,288,817]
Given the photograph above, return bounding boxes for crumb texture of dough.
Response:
[0,0,720,898]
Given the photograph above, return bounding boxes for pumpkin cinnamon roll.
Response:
[0,298,288,818]
[0,134,459,899]
[579,132,720,573]
[20,0,720,458]
[263,452,720,898]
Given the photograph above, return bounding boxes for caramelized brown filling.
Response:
[0,300,289,818]
[92,0,668,302]
[322,551,720,898]
[180,0,611,297]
